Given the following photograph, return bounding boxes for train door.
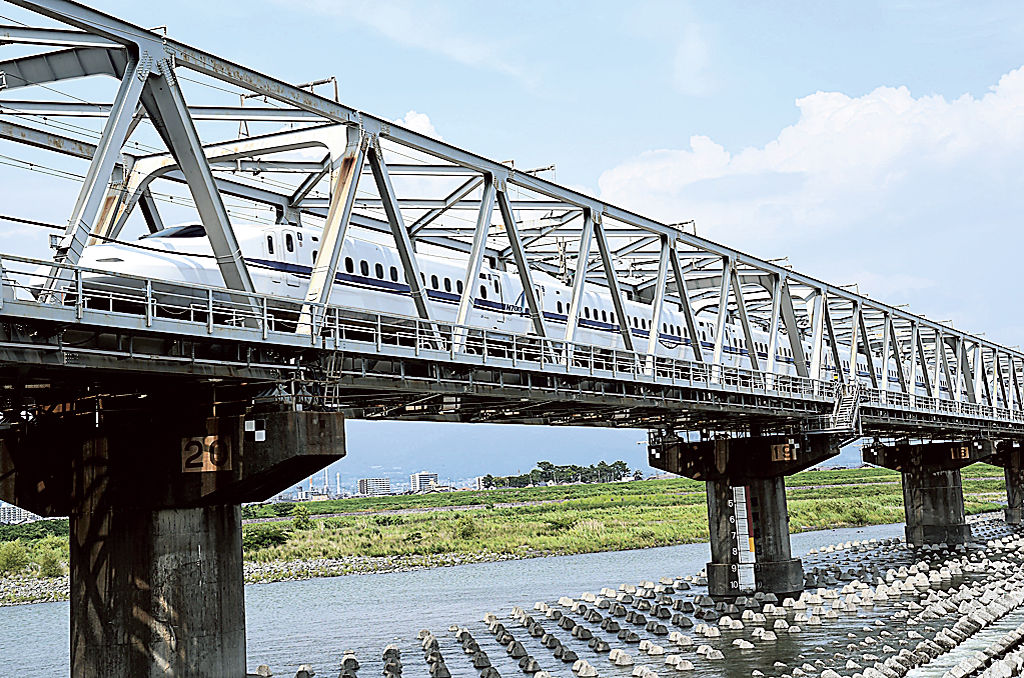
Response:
[263,232,285,289]
[280,229,302,289]
[493,274,505,323]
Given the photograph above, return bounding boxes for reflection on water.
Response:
[3,523,905,677]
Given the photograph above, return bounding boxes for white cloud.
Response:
[600,67,1024,244]
[597,65,1024,343]
[280,0,526,82]
[393,110,442,140]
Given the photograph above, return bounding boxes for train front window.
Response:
[139,223,206,239]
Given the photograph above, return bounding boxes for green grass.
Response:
[243,464,1005,563]
[0,464,1009,577]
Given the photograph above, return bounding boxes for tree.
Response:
[610,461,630,480]
[272,503,294,517]
[482,475,495,489]
[633,469,644,481]
[0,540,29,575]
[291,504,313,530]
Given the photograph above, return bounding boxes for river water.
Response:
[1,523,908,677]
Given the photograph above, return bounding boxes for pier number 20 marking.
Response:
[181,436,232,473]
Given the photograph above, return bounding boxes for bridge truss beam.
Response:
[0,0,1023,419]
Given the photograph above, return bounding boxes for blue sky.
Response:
[2,1,1022,487]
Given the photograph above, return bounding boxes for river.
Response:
[1,523,907,677]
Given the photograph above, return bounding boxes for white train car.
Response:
[73,222,973,402]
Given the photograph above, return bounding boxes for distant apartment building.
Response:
[410,471,439,493]
[0,502,41,524]
[357,477,391,496]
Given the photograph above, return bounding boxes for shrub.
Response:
[272,503,295,517]
[373,515,403,526]
[35,549,64,578]
[543,514,578,532]
[0,540,29,575]
[242,524,291,551]
[453,516,478,540]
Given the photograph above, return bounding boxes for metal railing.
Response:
[1,253,1023,429]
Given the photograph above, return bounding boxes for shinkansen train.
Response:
[72,222,971,400]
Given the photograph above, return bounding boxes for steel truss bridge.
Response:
[0,0,1022,445]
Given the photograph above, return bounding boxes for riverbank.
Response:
[0,465,1007,606]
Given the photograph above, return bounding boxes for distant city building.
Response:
[358,477,392,496]
[410,471,439,493]
[296,488,331,502]
[0,502,41,524]
[474,476,487,490]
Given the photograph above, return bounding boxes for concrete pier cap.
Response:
[648,429,842,599]
[863,439,991,547]
[0,392,346,678]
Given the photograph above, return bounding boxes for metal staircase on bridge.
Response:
[808,383,862,446]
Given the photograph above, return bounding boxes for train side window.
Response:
[444,278,452,292]
[431,274,439,289]
[344,257,354,273]
[360,260,369,276]
[421,273,426,285]
[375,263,384,279]
[584,307,591,319]
[493,280,499,293]
[390,266,399,282]
[311,250,317,263]
[557,301,563,314]
[601,310,608,323]
[266,236,275,255]
[285,233,295,253]
[457,280,464,294]
[479,285,487,299]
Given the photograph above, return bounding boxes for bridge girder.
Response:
[0,0,1021,412]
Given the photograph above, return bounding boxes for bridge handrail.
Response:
[1,253,1022,428]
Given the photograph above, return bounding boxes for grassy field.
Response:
[0,464,1007,579]
[240,464,1005,563]
[244,464,997,519]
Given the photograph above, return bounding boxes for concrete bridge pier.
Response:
[989,442,1024,525]
[863,440,992,546]
[0,394,345,678]
[649,432,839,598]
